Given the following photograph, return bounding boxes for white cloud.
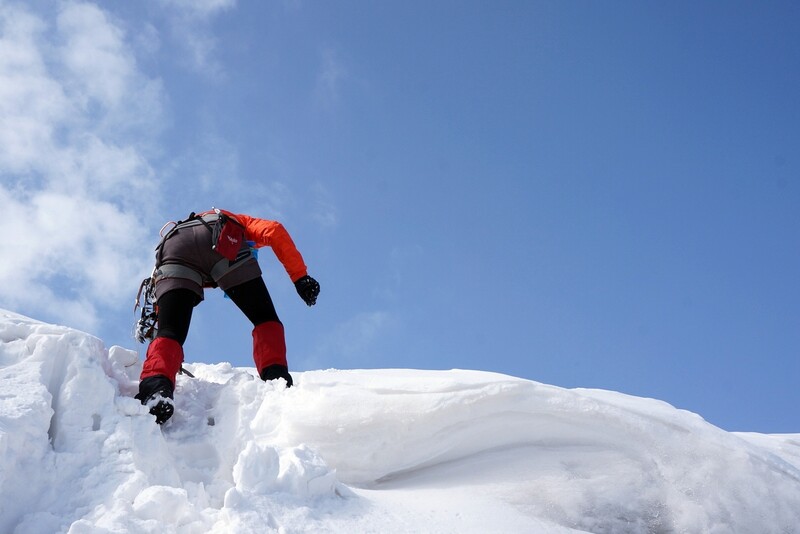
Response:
[239,181,293,221]
[310,181,338,229]
[156,0,236,74]
[57,4,135,109]
[158,0,236,18]
[0,7,71,175]
[315,46,346,108]
[57,3,166,145]
[308,311,394,369]
[0,2,163,331]
[134,22,162,56]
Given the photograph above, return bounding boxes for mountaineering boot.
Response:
[138,337,184,424]
[136,375,175,424]
[253,321,293,387]
[260,363,294,387]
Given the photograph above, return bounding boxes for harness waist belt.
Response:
[173,213,219,231]
[154,263,204,287]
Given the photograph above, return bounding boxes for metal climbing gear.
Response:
[133,272,158,343]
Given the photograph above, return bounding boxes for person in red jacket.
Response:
[136,208,320,424]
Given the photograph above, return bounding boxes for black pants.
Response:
[156,277,280,345]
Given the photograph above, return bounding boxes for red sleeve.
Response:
[230,212,308,282]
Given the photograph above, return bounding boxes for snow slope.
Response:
[1,309,799,533]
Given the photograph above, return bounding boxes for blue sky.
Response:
[1,1,798,433]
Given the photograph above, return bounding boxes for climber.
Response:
[135,208,320,424]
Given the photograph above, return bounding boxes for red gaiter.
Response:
[140,337,184,386]
[253,321,287,372]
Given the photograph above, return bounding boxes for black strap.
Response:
[195,213,215,233]
[155,212,205,263]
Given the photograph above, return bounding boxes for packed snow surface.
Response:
[1,309,799,533]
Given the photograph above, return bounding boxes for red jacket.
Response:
[202,209,308,282]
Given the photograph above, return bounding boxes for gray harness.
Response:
[154,212,252,289]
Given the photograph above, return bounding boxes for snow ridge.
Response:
[1,309,799,533]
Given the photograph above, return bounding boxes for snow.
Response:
[1,308,799,533]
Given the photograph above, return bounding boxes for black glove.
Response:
[260,364,294,387]
[294,275,320,306]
